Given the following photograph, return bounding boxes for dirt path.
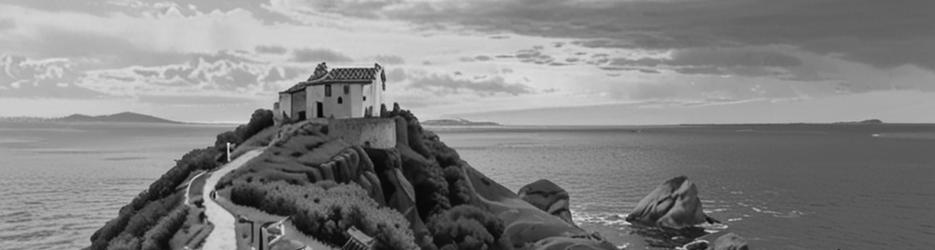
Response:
[201,149,264,250]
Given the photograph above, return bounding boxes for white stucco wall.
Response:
[278,93,292,120]
[290,90,306,119]
[306,86,324,119]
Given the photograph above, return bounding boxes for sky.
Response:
[0,0,933,124]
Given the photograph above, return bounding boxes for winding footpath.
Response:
[201,149,264,250]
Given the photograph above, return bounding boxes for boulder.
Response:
[710,233,748,250]
[518,179,575,225]
[681,240,709,250]
[625,176,718,229]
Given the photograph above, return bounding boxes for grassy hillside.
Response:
[87,106,616,250]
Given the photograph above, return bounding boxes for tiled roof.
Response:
[282,63,383,93]
[316,67,378,82]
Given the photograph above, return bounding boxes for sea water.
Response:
[1,122,934,249]
[434,124,935,249]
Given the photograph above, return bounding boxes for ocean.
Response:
[1,122,934,249]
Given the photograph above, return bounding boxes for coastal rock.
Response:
[460,165,616,249]
[518,179,575,225]
[625,176,718,229]
[681,239,709,250]
[710,233,748,250]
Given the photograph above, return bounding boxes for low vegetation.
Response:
[427,205,508,250]
[87,109,274,250]
[382,107,507,250]
[230,180,416,249]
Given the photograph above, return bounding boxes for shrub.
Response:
[229,180,416,249]
[427,205,507,250]
[90,109,273,249]
[105,234,141,250]
[443,166,472,206]
[140,205,189,250]
[398,148,450,219]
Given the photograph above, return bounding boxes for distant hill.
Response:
[422,118,500,126]
[833,119,884,125]
[56,112,181,124]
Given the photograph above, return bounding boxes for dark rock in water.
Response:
[682,239,709,250]
[710,233,748,250]
[532,236,619,250]
[626,176,719,229]
[518,179,575,225]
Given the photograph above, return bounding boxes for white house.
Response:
[274,62,385,121]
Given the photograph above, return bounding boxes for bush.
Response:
[443,166,472,206]
[399,148,450,219]
[229,180,417,249]
[427,205,507,250]
[90,109,274,249]
[215,109,275,150]
[141,205,189,250]
[105,234,141,250]
[89,146,217,250]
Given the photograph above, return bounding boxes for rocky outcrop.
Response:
[460,165,617,250]
[626,176,719,229]
[710,233,748,250]
[518,179,575,225]
[680,232,750,250]
[363,147,430,245]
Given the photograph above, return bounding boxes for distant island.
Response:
[833,119,884,124]
[422,118,500,126]
[681,119,886,126]
[0,112,181,124]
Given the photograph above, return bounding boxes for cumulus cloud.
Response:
[407,73,533,96]
[0,55,108,99]
[291,48,353,63]
[255,45,288,54]
[374,55,405,64]
[81,50,307,98]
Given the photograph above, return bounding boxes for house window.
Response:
[324,84,332,97]
[337,97,343,104]
[343,85,350,95]
[363,96,367,101]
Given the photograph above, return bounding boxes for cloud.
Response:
[137,94,258,105]
[374,54,405,64]
[407,73,533,96]
[255,45,288,54]
[291,48,353,63]
[300,0,934,70]
[0,55,109,99]
[606,46,803,77]
[2,26,190,69]
[81,50,306,97]
[0,18,14,30]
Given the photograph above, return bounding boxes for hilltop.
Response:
[86,106,746,250]
[86,106,623,250]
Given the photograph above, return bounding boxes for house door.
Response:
[297,111,306,121]
[316,102,324,118]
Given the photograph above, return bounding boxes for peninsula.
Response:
[87,63,748,250]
